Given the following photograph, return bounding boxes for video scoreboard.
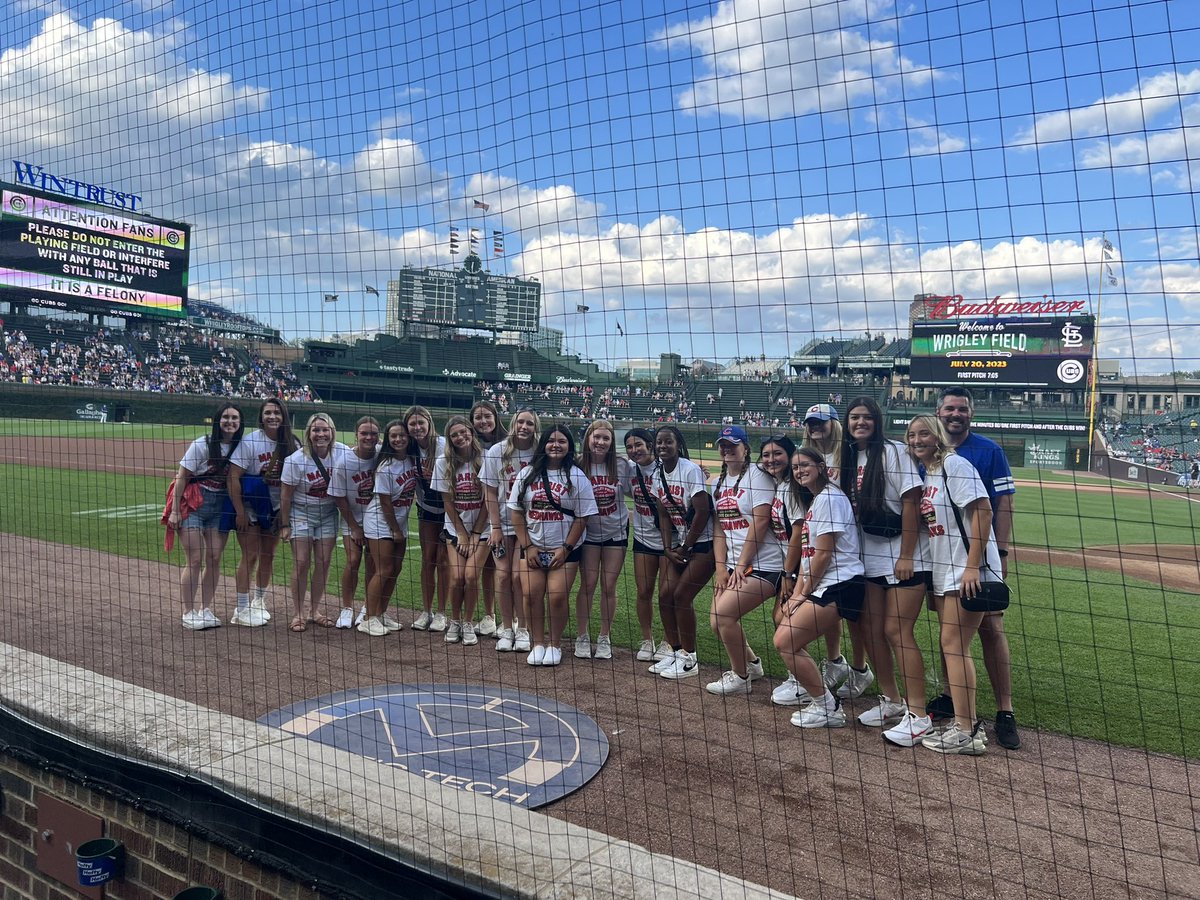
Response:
[0,181,189,320]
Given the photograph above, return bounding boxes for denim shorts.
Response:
[182,489,234,532]
[290,502,340,540]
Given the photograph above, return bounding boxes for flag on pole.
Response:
[474,199,490,211]
[470,228,480,247]
[1102,238,1120,286]
[493,230,504,255]
[450,226,460,255]
[1102,238,1115,259]
[365,285,379,297]
[324,294,339,303]
[616,322,624,337]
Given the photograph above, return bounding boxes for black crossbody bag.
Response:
[942,469,1010,613]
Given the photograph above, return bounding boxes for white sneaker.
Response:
[201,608,221,629]
[528,645,546,665]
[883,712,933,747]
[858,696,908,728]
[354,606,367,627]
[443,622,462,644]
[594,635,612,660]
[461,623,478,646]
[648,650,678,674]
[380,612,403,632]
[496,628,515,652]
[335,607,354,629]
[771,674,811,706]
[250,594,272,621]
[429,612,449,632]
[514,628,532,652]
[181,610,206,631]
[652,640,673,661]
[837,664,875,699]
[230,607,268,627]
[636,639,657,662]
[660,650,698,680]
[411,611,433,631]
[476,614,497,637]
[820,655,850,691]
[357,616,388,637]
[543,646,562,667]
[792,698,848,728]
[921,721,987,755]
[705,670,751,695]
[746,657,765,681]
[574,634,592,658]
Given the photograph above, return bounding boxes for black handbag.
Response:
[860,507,903,538]
[942,470,1010,612]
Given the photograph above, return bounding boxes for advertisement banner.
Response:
[909,316,1094,388]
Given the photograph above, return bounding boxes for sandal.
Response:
[309,613,336,628]
[290,617,307,633]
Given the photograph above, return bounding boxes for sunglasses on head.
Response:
[760,432,789,446]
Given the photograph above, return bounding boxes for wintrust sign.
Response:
[925,295,1087,318]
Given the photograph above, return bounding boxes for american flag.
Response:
[474,199,490,211]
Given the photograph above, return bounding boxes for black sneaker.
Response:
[926,693,955,721]
[994,711,1021,750]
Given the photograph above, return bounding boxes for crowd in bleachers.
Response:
[0,319,312,403]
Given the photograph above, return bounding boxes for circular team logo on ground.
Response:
[260,684,609,809]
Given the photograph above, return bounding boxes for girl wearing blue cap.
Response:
[706,426,786,695]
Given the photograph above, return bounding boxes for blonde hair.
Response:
[906,414,951,470]
[501,408,541,468]
[582,419,618,480]
[802,417,844,472]
[302,413,336,458]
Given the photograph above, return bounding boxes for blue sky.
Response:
[2,0,1199,372]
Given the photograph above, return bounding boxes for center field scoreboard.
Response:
[910,315,1095,388]
[394,254,541,332]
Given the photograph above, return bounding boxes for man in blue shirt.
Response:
[928,386,1021,750]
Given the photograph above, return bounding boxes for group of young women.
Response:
[167,395,1002,752]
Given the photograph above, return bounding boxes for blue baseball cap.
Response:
[716,425,749,445]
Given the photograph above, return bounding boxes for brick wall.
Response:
[0,757,322,900]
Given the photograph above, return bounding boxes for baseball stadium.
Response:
[0,3,1197,900]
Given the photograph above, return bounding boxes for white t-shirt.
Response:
[713,464,783,570]
[481,443,535,536]
[627,461,663,550]
[921,453,1002,596]
[363,456,418,539]
[769,481,804,553]
[412,436,447,513]
[431,458,487,534]
[654,458,713,546]
[180,436,235,492]
[281,448,337,508]
[506,466,598,549]
[230,429,298,506]
[853,441,929,579]
[584,458,631,543]
[800,485,864,596]
[328,445,379,524]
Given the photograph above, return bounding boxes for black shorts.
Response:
[677,540,714,555]
[726,567,783,590]
[812,576,866,622]
[584,528,629,549]
[441,529,488,547]
[866,572,931,589]
[418,505,443,524]
[632,538,664,557]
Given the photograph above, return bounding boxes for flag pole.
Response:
[1086,235,1108,471]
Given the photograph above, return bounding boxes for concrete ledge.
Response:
[0,642,792,899]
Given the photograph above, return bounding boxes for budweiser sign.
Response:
[923,295,1088,318]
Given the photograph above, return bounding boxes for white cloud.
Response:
[462,173,604,237]
[659,0,936,121]
[1015,68,1200,146]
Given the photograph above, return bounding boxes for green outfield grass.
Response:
[1,454,1197,757]
[0,417,195,440]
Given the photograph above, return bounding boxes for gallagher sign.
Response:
[910,315,1094,388]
